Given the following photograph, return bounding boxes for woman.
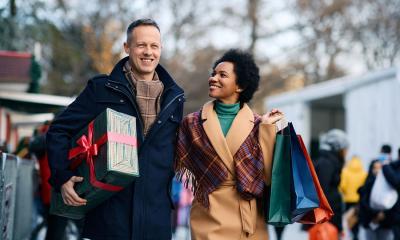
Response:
[175,49,284,239]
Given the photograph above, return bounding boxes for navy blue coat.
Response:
[46,57,184,240]
[358,160,400,229]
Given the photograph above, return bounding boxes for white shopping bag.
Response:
[370,170,398,210]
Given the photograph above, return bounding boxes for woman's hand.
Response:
[261,109,284,124]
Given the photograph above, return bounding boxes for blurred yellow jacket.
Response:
[339,157,367,203]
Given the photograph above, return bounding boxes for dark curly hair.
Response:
[212,49,260,103]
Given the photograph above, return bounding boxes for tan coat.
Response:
[190,102,276,240]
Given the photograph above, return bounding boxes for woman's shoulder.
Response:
[182,110,202,125]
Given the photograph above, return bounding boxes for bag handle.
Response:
[276,118,289,134]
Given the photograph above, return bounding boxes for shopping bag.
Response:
[288,123,320,221]
[268,128,292,226]
[309,222,339,240]
[297,136,334,224]
[370,170,398,210]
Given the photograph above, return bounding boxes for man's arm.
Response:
[315,159,335,195]
[382,161,400,189]
[46,80,99,191]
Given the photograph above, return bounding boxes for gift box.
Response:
[50,108,138,219]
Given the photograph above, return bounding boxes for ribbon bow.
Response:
[68,120,124,192]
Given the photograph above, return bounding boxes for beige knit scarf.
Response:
[123,61,164,136]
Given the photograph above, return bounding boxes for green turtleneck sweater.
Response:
[215,101,240,136]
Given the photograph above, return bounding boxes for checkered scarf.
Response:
[175,110,265,208]
[123,61,164,136]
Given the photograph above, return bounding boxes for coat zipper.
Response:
[105,82,145,142]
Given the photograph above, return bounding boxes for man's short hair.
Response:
[381,144,392,154]
[126,18,160,43]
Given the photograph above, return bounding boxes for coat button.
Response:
[120,99,124,103]
[178,98,181,102]
[157,120,162,124]
[115,86,119,89]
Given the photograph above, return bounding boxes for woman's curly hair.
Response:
[212,49,260,103]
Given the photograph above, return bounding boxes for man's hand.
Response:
[61,176,87,206]
[372,211,385,223]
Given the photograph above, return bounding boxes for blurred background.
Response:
[0,0,400,239]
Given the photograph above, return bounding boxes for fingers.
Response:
[61,176,87,207]
[70,176,84,183]
[269,108,284,116]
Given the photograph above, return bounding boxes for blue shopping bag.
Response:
[288,122,320,221]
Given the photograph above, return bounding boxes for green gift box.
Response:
[50,108,138,219]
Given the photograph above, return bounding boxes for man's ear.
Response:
[123,42,130,54]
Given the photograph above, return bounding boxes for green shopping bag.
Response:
[267,130,292,226]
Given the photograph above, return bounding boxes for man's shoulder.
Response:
[89,74,109,83]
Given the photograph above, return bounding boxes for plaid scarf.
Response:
[123,61,164,136]
[175,110,265,208]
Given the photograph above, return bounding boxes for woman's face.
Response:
[372,161,382,176]
[208,62,241,104]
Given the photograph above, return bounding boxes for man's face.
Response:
[124,25,161,79]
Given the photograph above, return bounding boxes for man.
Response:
[382,159,400,240]
[377,144,392,163]
[46,19,185,240]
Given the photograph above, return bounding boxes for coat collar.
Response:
[201,101,255,173]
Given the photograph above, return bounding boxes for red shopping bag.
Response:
[297,136,334,224]
[309,222,338,240]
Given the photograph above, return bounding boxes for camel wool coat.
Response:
[187,102,276,240]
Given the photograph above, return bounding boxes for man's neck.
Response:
[133,72,154,81]
[127,59,155,81]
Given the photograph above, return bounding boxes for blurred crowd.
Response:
[267,130,400,240]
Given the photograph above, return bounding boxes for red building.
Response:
[0,50,32,92]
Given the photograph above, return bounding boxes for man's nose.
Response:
[144,46,152,55]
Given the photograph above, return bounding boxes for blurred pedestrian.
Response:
[382,158,400,240]
[314,129,349,234]
[171,177,182,234]
[358,160,399,240]
[339,156,367,239]
[15,136,31,159]
[29,121,69,240]
[175,49,284,239]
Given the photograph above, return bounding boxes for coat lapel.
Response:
[225,103,254,157]
[201,101,235,174]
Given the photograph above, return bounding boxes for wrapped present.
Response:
[50,108,138,219]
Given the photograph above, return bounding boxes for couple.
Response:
[47,18,284,240]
